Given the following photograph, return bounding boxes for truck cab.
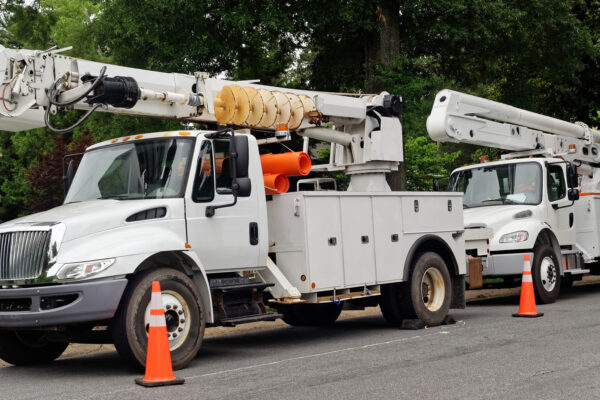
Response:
[0,130,273,369]
[449,157,582,303]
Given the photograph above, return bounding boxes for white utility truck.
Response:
[427,89,600,304]
[0,46,470,369]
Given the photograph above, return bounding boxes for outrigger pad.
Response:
[400,315,456,330]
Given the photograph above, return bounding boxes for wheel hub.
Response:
[421,267,445,312]
[540,256,557,292]
[144,290,190,351]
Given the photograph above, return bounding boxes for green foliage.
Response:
[404,136,460,191]
[0,0,598,219]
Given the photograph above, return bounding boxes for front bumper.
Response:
[0,278,128,328]
[483,252,534,276]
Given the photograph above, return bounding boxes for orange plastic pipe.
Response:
[260,152,311,176]
[263,173,290,195]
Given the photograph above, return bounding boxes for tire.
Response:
[400,252,452,326]
[279,302,343,326]
[532,245,561,304]
[111,268,205,370]
[0,330,68,366]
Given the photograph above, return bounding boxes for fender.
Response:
[403,234,461,281]
[179,251,214,324]
[535,228,563,276]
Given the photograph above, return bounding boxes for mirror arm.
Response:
[205,188,238,217]
[206,128,239,218]
[552,201,575,210]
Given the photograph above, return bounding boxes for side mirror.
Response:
[230,135,249,178]
[206,131,251,217]
[566,163,578,188]
[235,177,252,197]
[568,188,580,201]
[229,135,251,198]
[63,159,77,197]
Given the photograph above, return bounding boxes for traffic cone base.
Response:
[135,281,185,387]
[512,254,543,318]
[512,312,544,318]
[135,376,185,388]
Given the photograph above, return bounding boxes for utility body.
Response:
[0,45,472,369]
[427,89,597,303]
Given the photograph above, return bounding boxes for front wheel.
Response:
[111,268,206,370]
[0,331,68,366]
[532,245,561,304]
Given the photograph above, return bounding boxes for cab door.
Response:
[184,138,260,271]
[546,164,575,245]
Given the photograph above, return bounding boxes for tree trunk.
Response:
[365,0,405,190]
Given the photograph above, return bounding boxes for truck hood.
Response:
[464,205,534,236]
[0,199,180,242]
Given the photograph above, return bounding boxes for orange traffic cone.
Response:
[512,254,544,318]
[135,281,185,387]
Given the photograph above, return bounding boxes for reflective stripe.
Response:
[150,291,163,310]
[149,314,166,327]
[523,261,531,272]
[522,275,533,283]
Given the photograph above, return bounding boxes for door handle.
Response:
[249,222,259,245]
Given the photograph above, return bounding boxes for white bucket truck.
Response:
[0,46,470,369]
[427,89,599,304]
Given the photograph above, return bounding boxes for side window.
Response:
[192,141,214,202]
[547,165,566,202]
[214,140,233,195]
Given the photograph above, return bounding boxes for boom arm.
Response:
[427,89,600,164]
[0,45,405,191]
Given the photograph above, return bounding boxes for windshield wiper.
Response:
[481,198,505,204]
[97,195,131,200]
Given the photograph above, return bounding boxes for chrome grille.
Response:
[0,231,51,280]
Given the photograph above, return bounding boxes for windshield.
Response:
[448,162,542,208]
[65,138,193,203]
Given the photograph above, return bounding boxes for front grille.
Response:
[0,231,51,280]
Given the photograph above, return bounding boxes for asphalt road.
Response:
[2,282,600,400]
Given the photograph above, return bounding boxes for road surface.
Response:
[1,281,600,399]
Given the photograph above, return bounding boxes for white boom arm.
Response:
[427,89,600,164]
[0,45,405,191]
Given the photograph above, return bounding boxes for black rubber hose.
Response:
[44,103,102,134]
[47,66,107,107]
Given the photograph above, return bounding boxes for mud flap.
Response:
[450,275,465,309]
[468,257,483,289]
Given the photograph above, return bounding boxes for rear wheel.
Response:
[279,302,343,326]
[111,268,205,370]
[398,252,451,326]
[532,245,561,304]
[0,331,68,366]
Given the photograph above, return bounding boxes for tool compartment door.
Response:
[340,196,376,285]
[305,196,344,290]
[372,196,405,283]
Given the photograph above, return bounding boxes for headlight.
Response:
[499,231,529,243]
[56,258,115,280]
